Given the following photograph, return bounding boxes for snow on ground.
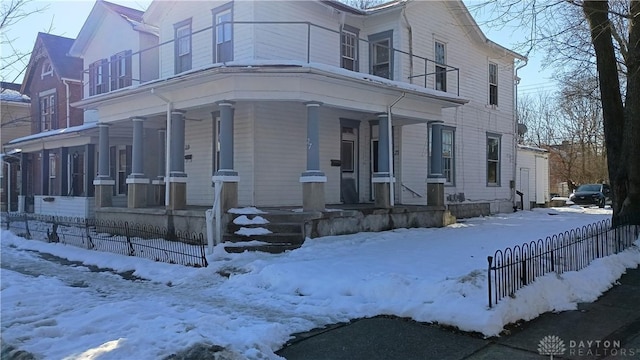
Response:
[1,206,639,360]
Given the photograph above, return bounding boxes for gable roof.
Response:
[20,33,83,95]
[69,0,156,57]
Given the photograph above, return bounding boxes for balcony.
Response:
[83,21,460,98]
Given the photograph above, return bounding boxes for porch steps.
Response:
[222,211,320,254]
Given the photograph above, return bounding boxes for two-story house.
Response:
[70,0,524,235]
[1,82,31,212]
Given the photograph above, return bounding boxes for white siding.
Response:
[34,196,95,218]
[400,123,428,204]
[516,148,549,207]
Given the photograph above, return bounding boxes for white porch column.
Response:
[93,123,114,208]
[212,101,238,211]
[300,101,326,211]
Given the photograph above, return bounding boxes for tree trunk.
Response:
[583,1,640,225]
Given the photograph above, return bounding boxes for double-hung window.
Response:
[213,3,233,63]
[341,25,359,71]
[89,59,108,95]
[369,31,393,80]
[110,50,132,90]
[435,41,447,92]
[487,133,501,185]
[428,126,455,185]
[39,92,56,131]
[174,19,192,73]
[489,62,498,106]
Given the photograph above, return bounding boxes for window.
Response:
[489,62,498,106]
[49,153,57,196]
[341,127,355,173]
[89,59,108,95]
[118,149,127,195]
[174,19,192,73]
[341,25,359,71]
[369,31,393,80]
[487,133,501,185]
[213,4,233,63]
[41,61,53,79]
[40,93,56,131]
[435,41,446,92]
[110,50,132,90]
[428,126,455,185]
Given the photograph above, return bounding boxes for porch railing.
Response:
[487,218,639,308]
[84,20,460,97]
[1,212,208,268]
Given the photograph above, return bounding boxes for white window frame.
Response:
[177,25,191,57]
[41,61,53,79]
[39,89,55,131]
[487,133,501,186]
[489,62,498,106]
[341,27,358,71]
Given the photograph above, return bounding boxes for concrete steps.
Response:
[222,211,312,254]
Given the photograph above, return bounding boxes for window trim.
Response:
[39,89,56,131]
[435,40,447,92]
[340,24,359,72]
[428,125,456,186]
[41,60,53,79]
[212,3,234,63]
[368,30,394,80]
[174,18,193,74]
[489,62,498,106]
[486,132,501,186]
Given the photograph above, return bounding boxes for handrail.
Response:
[401,183,423,198]
[82,20,461,97]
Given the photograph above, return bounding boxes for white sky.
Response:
[2,206,638,359]
[0,0,556,95]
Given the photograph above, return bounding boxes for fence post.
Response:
[487,256,493,308]
[23,213,31,239]
[124,221,135,256]
[521,254,527,286]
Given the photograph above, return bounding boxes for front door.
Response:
[341,123,359,204]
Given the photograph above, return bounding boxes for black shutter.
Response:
[110,55,117,91]
[125,50,132,87]
[89,63,96,96]
[101,58,109,93]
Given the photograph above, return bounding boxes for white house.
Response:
[516,144,549,210]
[68,0,525,228]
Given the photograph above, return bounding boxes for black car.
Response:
[569,183,611,208]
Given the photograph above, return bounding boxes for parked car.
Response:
[569,183,611,208]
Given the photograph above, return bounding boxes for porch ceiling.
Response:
[75,65,469,124]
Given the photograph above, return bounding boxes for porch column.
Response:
[152,128,166,206]
[168,110,187,210]
[18,153,28,212]
[41,149,50,196]
[127,117,149,208]
[93,123,114,208]
[300,101,326,211]
[373,113,392,208]
[212,101,238,211]
[427,121,445,207]
[61,147,68,196]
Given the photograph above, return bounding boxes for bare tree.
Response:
[474,0,639,225]
[1,0,48,82]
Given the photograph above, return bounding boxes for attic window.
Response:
[41,61,53,79]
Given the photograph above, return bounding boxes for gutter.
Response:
[388,92,406,207]
[61,77,81,129]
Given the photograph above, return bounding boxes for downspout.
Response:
[63,79,71,128]
[150,88,172,206]
[513,58,528,208]
[388,92,406,207]
[401,5,413,83]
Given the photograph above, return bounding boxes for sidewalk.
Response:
[276,266,640,360]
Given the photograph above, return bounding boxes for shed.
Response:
[516,145,549,209]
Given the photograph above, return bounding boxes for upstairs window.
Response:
[89,59,108,95]
[487,133,501,185]
[39,92,56,131]
[213,3,233,63]
[110,50,132,90]
[369,31,393,80]
[341,25,359,71]
[41,61,53,79]
[489,62,498,106]
[435,41,446,92]
[174,19,192,73]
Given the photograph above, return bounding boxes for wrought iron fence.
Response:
[1,213,208,268]
[487,218,639,308]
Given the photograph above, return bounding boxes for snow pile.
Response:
[1,207,638,360]
[234,227,272,236]
[233,215,269,225]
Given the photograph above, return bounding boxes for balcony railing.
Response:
[83,21,460,98]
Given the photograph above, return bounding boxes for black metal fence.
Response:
[1,213,208,268]
[487,218,639,308]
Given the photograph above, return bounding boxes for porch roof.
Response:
[72,61,469,111]
[7,122,98,146]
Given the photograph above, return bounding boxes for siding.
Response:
[400,123,428,204]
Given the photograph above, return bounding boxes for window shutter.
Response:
[110,55,117,91]
[89,63,96,96]
[125,50,132,87]
[101,58,109,93]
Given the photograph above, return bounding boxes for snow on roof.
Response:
[0,88,30,103]
[8,122,98,145]
[517,144,549,153]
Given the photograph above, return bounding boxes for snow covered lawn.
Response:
[1,206,638,359]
